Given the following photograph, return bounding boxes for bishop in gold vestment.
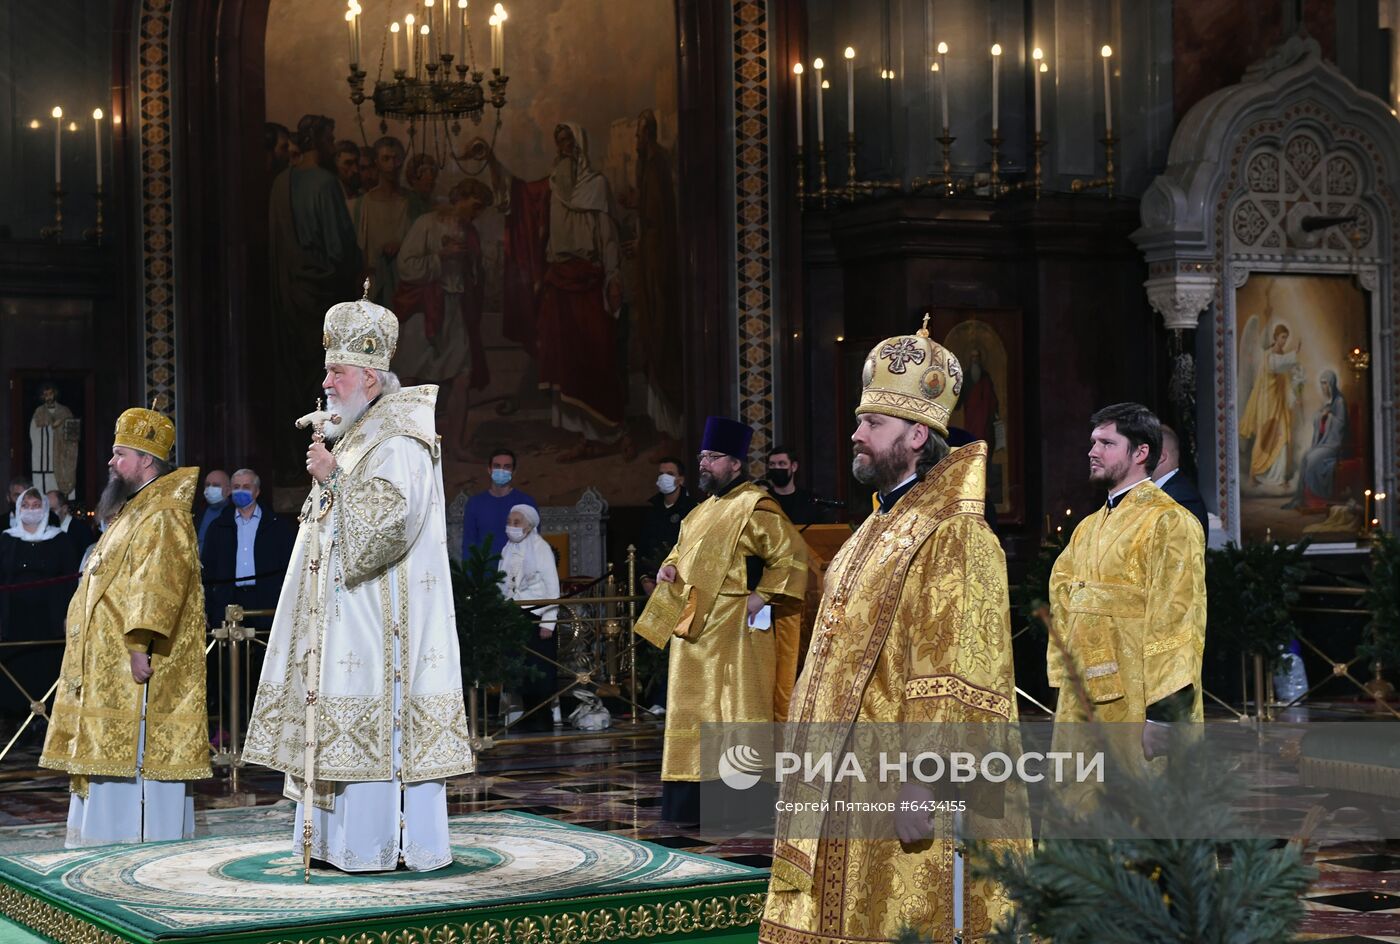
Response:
[635,416,807,824]
[1048,404,1207,726]
[42,408,210,847]
[763,324,1022,944]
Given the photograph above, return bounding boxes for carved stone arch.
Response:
[1132,35,1400,543]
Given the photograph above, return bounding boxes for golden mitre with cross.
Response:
[113,406,176,461]
[856,313,963,436]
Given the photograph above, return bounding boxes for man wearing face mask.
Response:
[201,468,295,629]
[637,457,696,596]
[634,417,808,825]
[761,446,827,525]
[195,469,231,552]
[461,449,538,561]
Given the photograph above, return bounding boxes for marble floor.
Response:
[2,718,1398,941]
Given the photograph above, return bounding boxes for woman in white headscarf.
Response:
[498,503,562,728]
[0,488,78,730]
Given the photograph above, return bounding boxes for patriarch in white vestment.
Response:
[243,287,473,872]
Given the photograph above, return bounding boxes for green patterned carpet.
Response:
[0,811,768,944]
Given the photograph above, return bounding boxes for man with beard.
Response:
[270,114,360,484]
[763,319,1022,943]
[243,291,473,872]
[1048,403,1206,740]
[634,417,807,826]
[467,124,627,462]
[41,408,210,846]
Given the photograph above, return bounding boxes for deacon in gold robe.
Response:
[763,322,1022,944]
[634,416,808,825]
[1048,402,1206,735]
[41,408,210,847]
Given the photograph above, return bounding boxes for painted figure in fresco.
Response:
[467,124,628,463]
[621,110,683,459]
[405,152,440,222]
[352,136,411,308]
[269,114,361,483]
[957,349,998,442]
[1239,320,1304,487]
[1284,369,1348,510]
[393,178,494,461]
[30,382,78,498]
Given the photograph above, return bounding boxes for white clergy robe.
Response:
[243,385,473,871]
[65,690,194,847]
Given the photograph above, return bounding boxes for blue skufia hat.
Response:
[700,416,754,461]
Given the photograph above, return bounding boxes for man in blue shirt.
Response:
[462,448,538,561]
[196,469,230,551]
[201,468,294,628]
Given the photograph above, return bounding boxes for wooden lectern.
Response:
[794,523,855,673]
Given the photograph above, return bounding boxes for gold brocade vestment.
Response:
[41,468,211,785]
[762,444,1023,944]
[634,481,807,781]
[1048,480,1206,723]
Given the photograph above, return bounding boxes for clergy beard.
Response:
[323,381,371,442]
[852,440,914,493]
[698,466,737,496]
[1089,454,1133,490]
[96,470,138,521]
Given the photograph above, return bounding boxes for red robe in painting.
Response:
[503,176,624,433]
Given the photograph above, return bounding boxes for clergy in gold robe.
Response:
[41,408,210,847]
[634,416,808,825]
[763,323,1022,944]
[1048,402,1206,731]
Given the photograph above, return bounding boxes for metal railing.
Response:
[479,546,652,745]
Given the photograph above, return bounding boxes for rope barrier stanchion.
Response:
[0,677,59,764]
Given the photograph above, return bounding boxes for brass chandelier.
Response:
[345,0,510,129]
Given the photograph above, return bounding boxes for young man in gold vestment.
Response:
[634,416,808,826]
[41,408,211,847]
[762,321,1022,944]
[1048,403,1206,749]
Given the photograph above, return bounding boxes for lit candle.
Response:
[345,10,355,64]
[406,14,416,74]
[496,4,507,73]
[936,42,948,130]
[352,4,362,64]
[489,14,499,70]
[459,0,468,64]
[391,21,401,71]
[813,57,825,144]
[1101,45,1113,135]
[990,43,1002,132]
[1032,48,1044,134]
[844,46,855,134]
[1037,62,1048,134]
[793,63,804,149]
[51,106,62,189]
[425,0,436,60]
[92,108,104,189]
[420,24,431,73]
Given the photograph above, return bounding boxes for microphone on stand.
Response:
[811,496,845,509]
